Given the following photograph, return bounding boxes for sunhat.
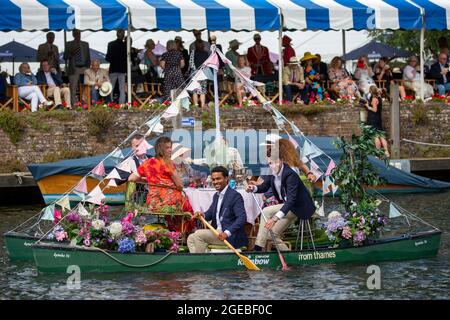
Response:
[300,52,317,62]
[287,56,300,65]
[99,82,113,97]
[259,133,282,146]
[229,39,242,49]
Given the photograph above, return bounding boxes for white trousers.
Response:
[18,86,46,112]
[255,204,297,251]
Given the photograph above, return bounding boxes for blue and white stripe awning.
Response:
[0,0,448,31]
[270,0,449,30]
[0,0,128,31]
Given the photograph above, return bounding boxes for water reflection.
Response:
[0,192,449,299]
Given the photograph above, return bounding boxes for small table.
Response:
[183,187,264,225]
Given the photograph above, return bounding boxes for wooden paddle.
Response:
[198,215,260,271]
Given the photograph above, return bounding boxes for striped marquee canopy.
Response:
[0,0,448,31]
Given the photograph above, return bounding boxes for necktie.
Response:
[292,70,296,83]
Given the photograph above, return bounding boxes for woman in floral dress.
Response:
[328,56,360,99]
[130,136,194,233]
[160,40,185,100]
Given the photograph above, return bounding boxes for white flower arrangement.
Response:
[91,219,105,230]
[327,211,342,220]
[109,221,123,239]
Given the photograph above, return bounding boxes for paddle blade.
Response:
[238,253,260,271]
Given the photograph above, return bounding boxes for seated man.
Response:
[84,59,111,104]
[36,59,71,109]
[282,57,307,103]
[430,53,450,96]
[187,166,248,253]
[246,153,315,252]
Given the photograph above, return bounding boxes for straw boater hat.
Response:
[99,82,113,97]
[300,52,317,62]
[229,39,242,49]
[287,56,300,65]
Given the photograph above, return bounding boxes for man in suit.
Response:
[106,29,127,104]
[37,32,60,73]
[64,29,90,108]
[430,53,450,96]
[283,56,307,103]
[247,33,274,83]
[36,59,71,109]
[84,59,111,104]
[246,155,315,252]
[187,166,248,253]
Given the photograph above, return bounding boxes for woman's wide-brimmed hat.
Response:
[300,52,317,62]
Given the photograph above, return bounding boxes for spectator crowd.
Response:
[1,31,449,112]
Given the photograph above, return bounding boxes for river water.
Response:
[0,192,449,300]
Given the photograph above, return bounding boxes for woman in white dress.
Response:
[354,56,375,96]
[403,55,434,99]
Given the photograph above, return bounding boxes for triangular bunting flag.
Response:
[92,161,105,177]
[195,70,208,81]
[272,116,285,130]
[162,101,180,119]
[74,177,88,194]
[109,148,124,160]
[136,139,153,156]
[317,198,325,217]
[205,53,220,70]
[331,180,339,195]
[78,204,90,218]
[107,179,118,187]
[287,133,299,149]
[389,203,402,218]
[272,108,284,120]
[325,160,336,176]
[262,101,272,111]
[86,185,106,205]
[220,54,232,65]
[41,204,55,221]
[203,67,214,80]
[176,89,189,100]
[186,80,201,92]
[117,158,132,173]
[322,176,332,195]
[309,159,323,182]
[302,140,314,158]
[290,123,302,136]
[181,97,190,110]
[105,168,122,180]
[145,115,162,130]
[56,195,71,211]
[73,190,86,201]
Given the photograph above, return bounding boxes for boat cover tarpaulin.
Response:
[28,134,450,191]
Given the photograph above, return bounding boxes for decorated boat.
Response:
[31,230,441,273]
[5,46,443,271]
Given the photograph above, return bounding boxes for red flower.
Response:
[62,101,67,107]
[82,104,88,110]
[132,101,138,107]
[96,100,102,105]
[53,208,62,224]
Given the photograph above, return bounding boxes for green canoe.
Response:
[31,230,441,273]
[3,231,55,261]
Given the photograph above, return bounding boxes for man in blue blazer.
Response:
[36,59,71,108]
[430,53,450,96]
[187,166,248,253]
[246,156,315,251]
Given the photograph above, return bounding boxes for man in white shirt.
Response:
[246,155,315,252]
[187,166,248,253]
